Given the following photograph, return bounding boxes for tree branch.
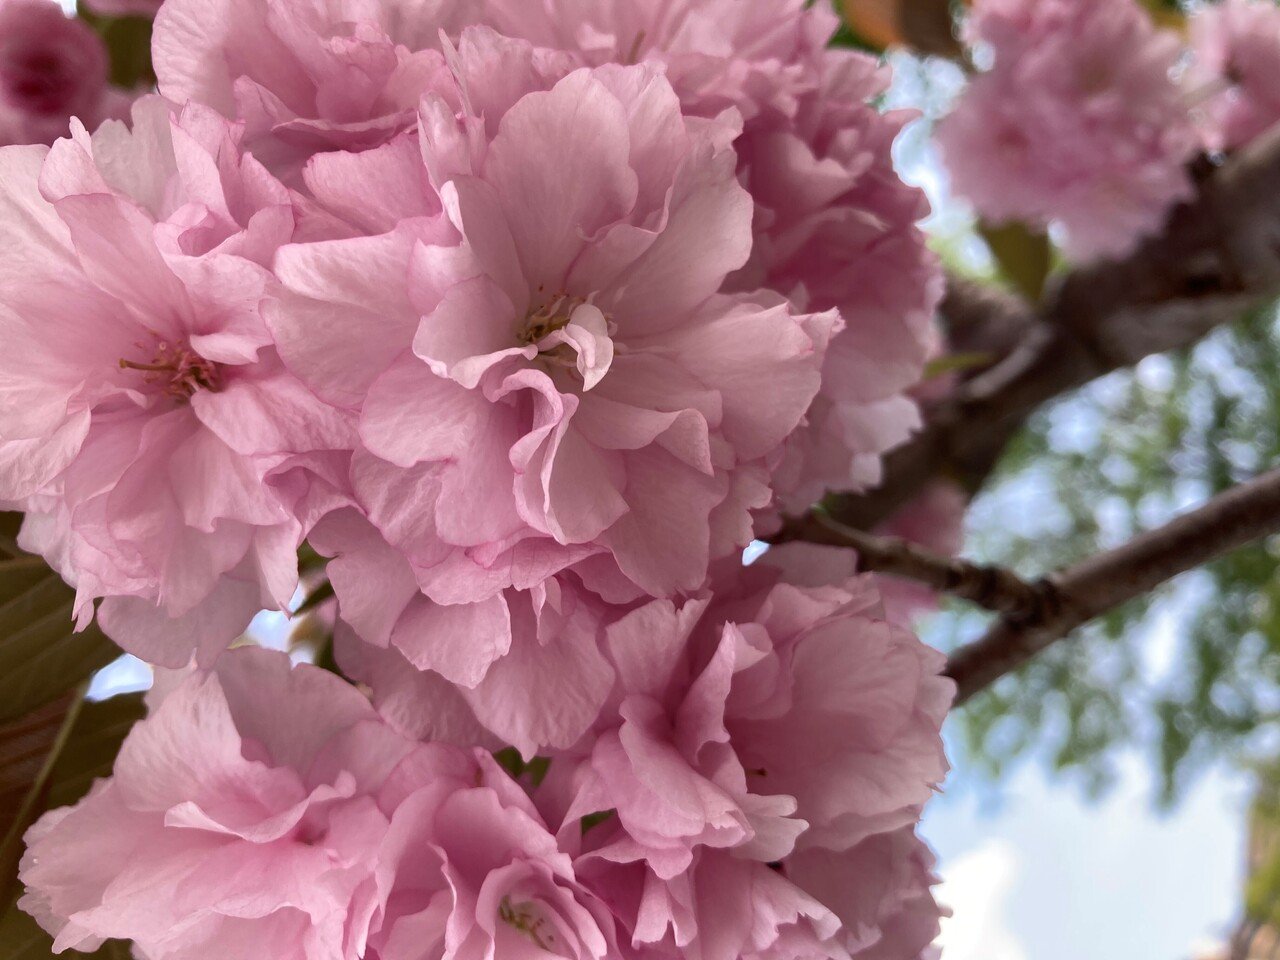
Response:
[771,512,1054,618]
[821,125,1280,532]
[946,466,1280,706]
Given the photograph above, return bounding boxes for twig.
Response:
[947,466,1280,705]
[771,512,1055,619]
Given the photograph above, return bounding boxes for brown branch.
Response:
[946,466,1280,706]
[822,125,1280,532]
[772,512,1054,618]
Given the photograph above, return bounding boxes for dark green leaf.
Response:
[0,558,121,724]
[978,221,1053,303]
[0,903,132,960]
[0,693,144,909]
[75,3,155,88]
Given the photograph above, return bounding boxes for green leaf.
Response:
[44,695,146,811]
[978,221,1053,304]
[0,903,132,960]
[0,693,144,910]
[75,3,155,88]
[0,691,86,906]
[0,558,121,724]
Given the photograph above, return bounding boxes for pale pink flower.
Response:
[19,647,415,959]
[21,647,619,960]
[938,0,1198,261]
[558,597,806,880]
[1189,0,1280,152]
[0,96,353,665]
[730,49,940,510]
[700,568,953,850]
[575,846,848,960]
[367,742,620,960]
[151,0,488,172]
[547,566,949,893]
[481,1,939,507]
[269,31,834,680]
[785,828,946,960]
[481,0,836,123]
[314,504,617,759]
[0,0,132,147]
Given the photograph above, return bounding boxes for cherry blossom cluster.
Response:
[3,1,958,958]
[940,0,1280,261]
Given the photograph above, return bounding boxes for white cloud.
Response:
[935,840,1028,960]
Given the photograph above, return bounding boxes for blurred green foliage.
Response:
[944,305,1280,804]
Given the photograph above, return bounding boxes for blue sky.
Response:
[925,728,1248,958]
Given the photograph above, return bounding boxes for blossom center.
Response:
[518,294,585,346]
[518,294,616,391]
[498,896,559,953]
[118,341,221,401]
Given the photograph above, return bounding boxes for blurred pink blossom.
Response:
[0,0,132,147]
[1189,0,1280,152]
[938,0,1198,261]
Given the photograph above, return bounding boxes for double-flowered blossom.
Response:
[0,0,132,147]
[483,0,942,505]
[785,828,945,960]
[729,43,939,510]
[269,28,836,752]
[539,561,950,959]
[148,0,939,504]
[21,648,620,960]
[1189,0,1280,153]
[151,0,474,171]
[0,96,353,664]
[938,0,1198,261]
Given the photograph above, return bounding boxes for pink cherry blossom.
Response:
[151,0,488,174]
[1189,0,1280,152]
[20,647,415,959]
[367,743,620,960]
[269,31,834,669]
[730,49,940,509]
[568,842,849,960]
[21,647,620,960]
[482,0,940,507]
[0,0,133,147]
[557,596,803,878]
[538,566,947,901]
[938,0,1198,261]
[785,828,946,960]
[315,504,618,759]
[481,0,836,123]
[0,96,354,665]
